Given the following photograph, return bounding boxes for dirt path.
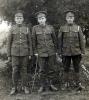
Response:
[1,90,89,100]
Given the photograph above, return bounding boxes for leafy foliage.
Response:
[0,0,89,26]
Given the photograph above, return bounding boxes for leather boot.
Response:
[74,73,84,92]
[24,87,30,94]
[10,87,17,95]
[49,80,58,91]
[62,73,70,90]
[50,84,58,91]
[38,86,45,93]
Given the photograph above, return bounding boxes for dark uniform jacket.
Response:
[7,24,32,57]
[58,23,85,56]
[32,24,57,57]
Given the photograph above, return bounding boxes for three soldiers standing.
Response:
[7,9,85,95]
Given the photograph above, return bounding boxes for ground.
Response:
[1,89,89,100]
[0,48,89,100]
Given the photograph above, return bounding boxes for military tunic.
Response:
[7,24,32,87]
[32,24,57,57]
[7,24,32,57]
[58,24,85,56]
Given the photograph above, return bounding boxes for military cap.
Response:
[64,9,77,17]
[35,11,47,18]
[15,10,24,17]
[65,9,75,14]
[66,12,75,17]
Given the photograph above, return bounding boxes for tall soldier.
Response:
[7,10,32,95]
[58,10,85,91]
[32,11,58,93]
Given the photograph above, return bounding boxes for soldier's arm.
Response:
[27,27,33,56]
[32,26,38,54]
[58,26,63,55]
[78,26,85,54]
[51,26,58,52]
[7,28,13,57]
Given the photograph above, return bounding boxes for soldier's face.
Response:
[15,16,24,25]
[66,13,75,24]
[37,16,46,26]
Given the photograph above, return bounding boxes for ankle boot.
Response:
[10,87,17,95]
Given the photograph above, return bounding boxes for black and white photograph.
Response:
[0,0,89,100]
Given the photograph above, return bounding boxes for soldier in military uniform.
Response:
[7,10,32,95]
[32,11,58,93]
[58,10,85,91]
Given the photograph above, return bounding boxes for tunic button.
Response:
[20,36,21,38]
[20,39,21,42]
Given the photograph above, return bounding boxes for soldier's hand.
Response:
[56,53,58,56]
[56,53,62,58]
[8,57,11,62]
[81,53,85,58]
[29,56,31,60]
[34,53,38,57]
[56,55,62,63]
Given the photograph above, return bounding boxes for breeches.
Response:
[38,55,56,86]
[12,56,28,87]
[63,55,81,73]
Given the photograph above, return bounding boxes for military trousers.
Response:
[38,55,56,87]
[12,56,29,87]
[63,55,82,85]
[63,54,82,73]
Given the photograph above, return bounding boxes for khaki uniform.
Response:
[7,24,32,87]
[58,24,85,56]
[32,24,57,87]
[58,23,85,86]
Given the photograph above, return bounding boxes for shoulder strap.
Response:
[77,26,81,49]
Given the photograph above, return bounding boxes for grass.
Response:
[0,46,89,100]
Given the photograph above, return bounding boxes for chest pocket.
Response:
[12,28,19,34]
[62,27,79,38]
[71,26,79,38]
[13,27,28,34]
[12,27,28,41]
[36,31,43,35]
[20,27,28,35]
[72,31,79,38]
[43,28,52,40]
[62,30,69,38]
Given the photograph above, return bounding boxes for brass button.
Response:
[20,36,21,38]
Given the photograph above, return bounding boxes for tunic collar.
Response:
[39,23,47,28]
